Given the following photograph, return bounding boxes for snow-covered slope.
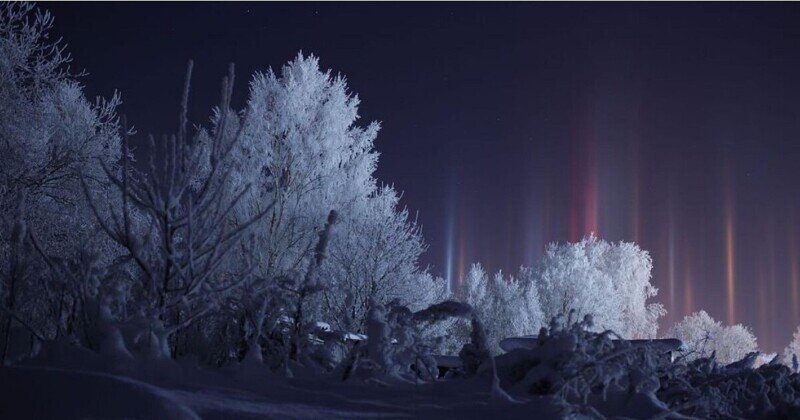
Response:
[0,366,198,419]
[0,364,565,419]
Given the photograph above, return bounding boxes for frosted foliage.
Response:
[669,310,759,364]
[669,310,720,360]
[0,3,121,258]
[783,325,800,370]
[199,53,434,343]
[715,324,759,365]
[535,235,664,339]
[516,267,547,335]
[0,4,123,364]
[456,264,544,354]
[78,60,279,359]
[228,53,380,277]
[315,186,430,332]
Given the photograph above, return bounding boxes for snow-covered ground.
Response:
[0,363,563,419]
[6,316,800,419]
[0,366,198,419]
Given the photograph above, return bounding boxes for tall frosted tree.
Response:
[198,54,438,355]
[227,53,380,275]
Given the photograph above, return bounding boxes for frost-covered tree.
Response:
[0,3,121,255]
[448,264,544,354]
[535,235,664,339]
[668,310,719,361]
[446,236,662,354]
[782,325,800,371]
[669,310,759,365]
[515,266,547,334]
[198,54,436,353]
[85,63,271,359]
[315,186,431,333]
[220,53,380,276]
[714,324,759,365]
[0,3,122,363]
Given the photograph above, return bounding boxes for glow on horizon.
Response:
[444,179,456,294]
[757,259,768,348]
[436,120,800,352]
[792,253,800,323]
[457,230,466,288]
[631,153,641,244]
[724,166,737,325]
[569,126,600,242]
[667,200,676,326]
[584,132,599,238]
[444,216,454,294]
[767,220,778,352]
[683,246,694,317]
[443,207,467,292]
[791,223,800,323]
[630,132,642,244]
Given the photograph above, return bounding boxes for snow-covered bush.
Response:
[658,350,800,418]
[535,235,665,339]
[493,311,673,417]
[358,300,441,381]
[490,311,800,418]
[335,299,490,382]
[669,310,759,364]
[414,300,491,377]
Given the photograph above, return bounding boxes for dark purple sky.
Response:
[46,2,800,352]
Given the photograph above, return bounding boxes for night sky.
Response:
[45,2,800,352]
